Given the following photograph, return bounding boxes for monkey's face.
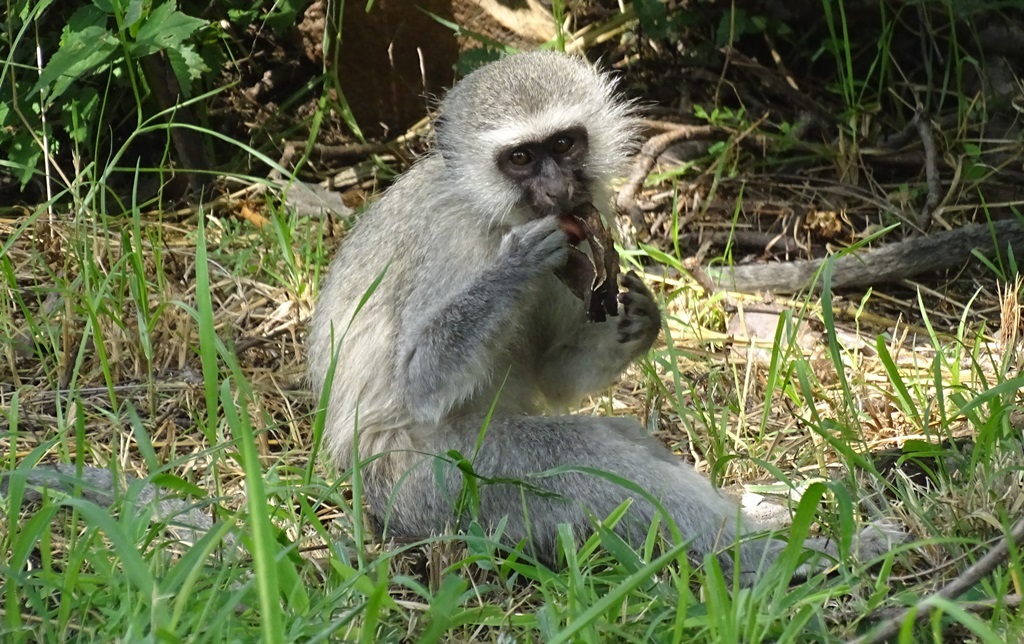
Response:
[433,52,636,229]
[497,126,592,218]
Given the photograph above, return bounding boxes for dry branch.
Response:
[850,517,1024,644]
[711,218,1024,293]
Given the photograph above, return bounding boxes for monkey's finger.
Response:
[618,284,656,307]
[619,270,653,296]
[619,292,659,318]
[616,313,657,343]
[620,270,641,287]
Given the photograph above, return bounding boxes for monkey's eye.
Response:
[551,136,574,154]
[509,149,533,166]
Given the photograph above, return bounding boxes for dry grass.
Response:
[3,2,1024,640]
[3,98,1023,626]
[0,213,323,521]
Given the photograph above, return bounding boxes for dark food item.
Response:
[554,203,620,322]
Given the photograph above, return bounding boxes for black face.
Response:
[497,127,590,217]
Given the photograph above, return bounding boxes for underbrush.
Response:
[2,1,1024,642]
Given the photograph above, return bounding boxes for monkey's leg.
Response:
[367,415,832,582]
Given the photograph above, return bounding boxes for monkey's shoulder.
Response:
[347,157,489,245]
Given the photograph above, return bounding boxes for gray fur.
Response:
[307,51,900,581]
[1,463,234,549]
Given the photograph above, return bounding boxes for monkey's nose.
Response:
[531,188,569,217]
[545,187,570,206]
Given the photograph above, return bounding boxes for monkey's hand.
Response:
[399,217,569,422]
[616,271,660,351]
[536,271,660,406]
[498,217,569,277]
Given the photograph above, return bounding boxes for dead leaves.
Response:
[555,203,620,322]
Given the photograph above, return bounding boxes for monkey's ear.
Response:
[432,111,464,166]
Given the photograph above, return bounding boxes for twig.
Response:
[33,22,53,221]
[279,140,398,164]
[914,110,941,228]
[273,119,425,180]
[869,593,1022,624]
[711,218,1024,293]
[723,46,831,122]
[684,229,811,256]
[616,125,718,229]
[849,516,1024,644]
[681,257,716,294]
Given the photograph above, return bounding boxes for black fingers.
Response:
[616,271,661,344]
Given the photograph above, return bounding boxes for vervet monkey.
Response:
[2,52,899,583]
[307,51,898,582]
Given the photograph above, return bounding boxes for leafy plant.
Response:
[2,0,210,193]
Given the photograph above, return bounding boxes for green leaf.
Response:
[15,0,56,20]
[167,44,209,97]
[263,0,304,33]
[6,130,44,188]
[134,1,208,56]
[965,162,988,181]
[33,26,119,104]
[61,86,100,143]
[123,0,147,34]
[635,0,671,39]
[66,3,108,32]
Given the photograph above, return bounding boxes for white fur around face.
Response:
[426,53,637,231]
[454,111,633,229]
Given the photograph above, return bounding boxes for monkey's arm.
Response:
[539,272,661,405]
[399,217,569,423]
[711,219,1024,293]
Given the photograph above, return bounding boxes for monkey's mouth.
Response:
[555,200,600,243]
[558,212,587,244]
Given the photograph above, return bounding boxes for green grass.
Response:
[3,1,1024,641]
[4,173,1023,641]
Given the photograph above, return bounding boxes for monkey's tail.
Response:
[1,463,234,548]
